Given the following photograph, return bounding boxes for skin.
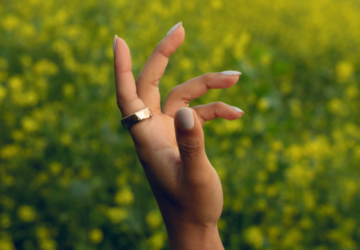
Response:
[113,23,243,250]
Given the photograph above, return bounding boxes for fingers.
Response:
[136,22,185,115]
[162,72,241,117]
[193,102,244,127]
[114,36,146,118]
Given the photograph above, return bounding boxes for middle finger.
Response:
[136,22,185,115]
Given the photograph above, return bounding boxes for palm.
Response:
[134,110,224,222]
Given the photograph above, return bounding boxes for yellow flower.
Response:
[20,56,32,68]
[245,226,263,249]
[2,15,19,31]
[148,232,166,250]
[327,98,345,115]
[33,59,59,76]
[36,226,50,239]
[253,116,265,132]
[0,145,19,159]
[285,164,315,187]
[336,61,353,83]
[89,228,103,244]
[146,210,163,229]
[232,199,243,212]
[0,86,6,102]
[257,97,269,112]
[17,205,36,222]
[8,76,23,91]
[260,52,272,67]
[303,191,316,210]
[211,0,223,10]
[211,47,224,67]
[62,83,75,98]
[280,81,292,94]
[344,84,359,99]
[266,152,278,172]
[0,239,15,250]
[106,207,128,224]
[281,229,303,248]
[267,226,280,242]
[0,214,11,229]
[266,184,278,197]
[179,57,193,70]
[0,71,8,82]
[233,32,251,59]
[285,144,303,161]
[300,216,313,229]
[22,117,39,132]
[11,130,24,141]
[0,57,8,69]
[53,10,68,25]
[21,24,36,38]
[115,188,134,205]
[39,239,57,250]
[49,162,62,176]
[215,119,243,135]
[60,133,72,145]
[240,137,252,148]
[289,98,302,117]
[79,168,92,179]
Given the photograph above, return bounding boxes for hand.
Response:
[113,22,243,250]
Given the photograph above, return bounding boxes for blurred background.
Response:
[0,0,359,249]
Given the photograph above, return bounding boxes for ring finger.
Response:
[162,71,241,117]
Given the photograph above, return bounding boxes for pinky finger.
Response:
[193,102,244,127]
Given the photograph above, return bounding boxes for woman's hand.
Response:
[113,22,243,250]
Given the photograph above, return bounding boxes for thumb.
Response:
[175,107,210,178]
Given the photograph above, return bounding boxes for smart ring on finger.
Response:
[121,107,153,129]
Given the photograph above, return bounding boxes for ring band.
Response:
[121,107,153,129]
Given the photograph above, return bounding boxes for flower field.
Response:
[0,0,360,249]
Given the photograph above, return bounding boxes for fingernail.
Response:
[167,22,182,36]
[221,70,241,76]
[177,107,194,129]
[113,35,117,55]
[231,106,244,113]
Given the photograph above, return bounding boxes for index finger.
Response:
[114,36,146,118]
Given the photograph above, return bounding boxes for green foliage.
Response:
[1,0,360,249]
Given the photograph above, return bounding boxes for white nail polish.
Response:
[167,22,182,36]
[113,35,117,55]
[221,70,242,76]
[178,107,194,129]
[231,106,244,113]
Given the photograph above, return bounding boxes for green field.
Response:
[0,0,360,249]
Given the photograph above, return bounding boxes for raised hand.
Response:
[113,22,243,250]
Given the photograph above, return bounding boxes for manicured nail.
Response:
[177,107,194,129]
[221,70,241,76]
[113,35,117,55]
[167,22,182,36]
[231,106,244,113]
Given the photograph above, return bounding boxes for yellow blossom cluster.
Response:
[0,0,359,249]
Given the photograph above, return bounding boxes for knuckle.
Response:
[178,138,203,156]
[193,104,203,109]
[169,86,184,100]
[203,72,213,81]
[168,86,178,96]
[203,73,213,87]
[214,101,226,108]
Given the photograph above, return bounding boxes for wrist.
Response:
[165,221,224,250]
